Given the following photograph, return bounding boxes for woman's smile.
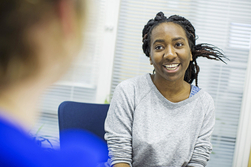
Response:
[163,63,181,72]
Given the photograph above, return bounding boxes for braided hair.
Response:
[142,12,226,86]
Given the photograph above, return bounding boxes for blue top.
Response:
[189,85,200,98]
[0,116,108,167]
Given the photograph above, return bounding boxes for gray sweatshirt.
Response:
[105,74,215,167]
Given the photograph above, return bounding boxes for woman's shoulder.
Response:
[116,73,150,90]
[198,89,213,99]
[113,74,153,102]
[196,88,215,107]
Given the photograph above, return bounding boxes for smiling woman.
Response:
[149,22,193,101]
[105,12,227,167]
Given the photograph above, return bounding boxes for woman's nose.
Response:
[164,45,176,61]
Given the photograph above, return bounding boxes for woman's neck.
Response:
[151,74,191,102]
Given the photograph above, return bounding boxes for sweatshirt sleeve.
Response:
[188,94,215,167]
[104,82,135,167]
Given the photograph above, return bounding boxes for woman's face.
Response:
[149,22,192,83]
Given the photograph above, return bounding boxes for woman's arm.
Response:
[188,96,215,167]
[105,82,135,166]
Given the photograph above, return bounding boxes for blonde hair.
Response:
[0,0,86,87]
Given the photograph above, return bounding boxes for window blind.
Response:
[110,0,251,166]
[31,0,106,149]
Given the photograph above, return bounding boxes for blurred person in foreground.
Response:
[0,0,107,166]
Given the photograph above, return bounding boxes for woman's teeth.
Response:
[164,64,179,70]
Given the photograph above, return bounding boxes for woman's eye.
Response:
[175,43,183,47]
[155,45,163,50]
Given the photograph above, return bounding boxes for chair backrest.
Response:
[58,101,109,143]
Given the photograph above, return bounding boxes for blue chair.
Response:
[58,101,110,145]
